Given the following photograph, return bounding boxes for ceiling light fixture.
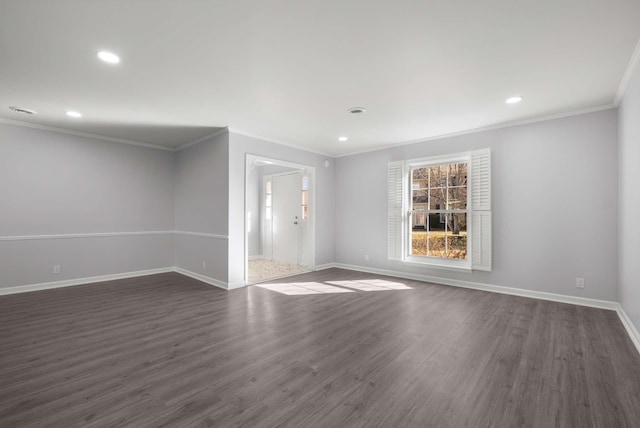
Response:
[9,106,37,115]
[506,96,523,104]
[339,136,348,142]
[348,107,366,114]
[97,50,120,64]
[66,110,82,118]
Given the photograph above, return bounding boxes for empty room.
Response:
[1,1,640,427]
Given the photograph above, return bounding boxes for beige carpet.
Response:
[248,259,309,284]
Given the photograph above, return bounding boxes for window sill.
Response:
[402,256,472,272]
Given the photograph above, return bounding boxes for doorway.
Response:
[245,155,315,285]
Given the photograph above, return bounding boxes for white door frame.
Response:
[244,154,316,285]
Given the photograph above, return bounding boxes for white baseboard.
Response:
[615,305,640,355]
[172,267,229,290]
[248,255,264,260]
[0,267,174,296]
[334,263,619,311]
[313,263,337,271]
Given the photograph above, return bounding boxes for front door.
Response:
[271,172,301,265]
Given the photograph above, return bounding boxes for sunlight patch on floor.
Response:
[326,279,412,291]
[254,281,355,295]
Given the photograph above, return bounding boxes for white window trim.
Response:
[406,153,471,270]
[388,148,491,272]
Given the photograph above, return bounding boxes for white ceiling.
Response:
[1,0,639,155]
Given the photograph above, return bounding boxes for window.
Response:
[388,149,491,271]
[265,179,272,220]
[409,162,468,260]
[301,175,309,220]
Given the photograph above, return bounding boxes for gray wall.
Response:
[0,124,175,288]
[228,132,335,287]
[619,65,640,331]
[174,132,229,282]
[335,109,619,301]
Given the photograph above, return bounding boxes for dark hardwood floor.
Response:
[1,268,639,427]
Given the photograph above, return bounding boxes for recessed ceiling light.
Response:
[97,51,120,64]
[348,107,366,114]
[506,96,523,104]
[339,136,348,142]
[9,106,37,115]
[66,110,82,118]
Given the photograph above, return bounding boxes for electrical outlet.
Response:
[364,254,370,262]
[53,265,61,274]
[202,261,207,269]
[576,278,585,289]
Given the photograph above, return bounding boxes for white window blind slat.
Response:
[471,148,491,271]
[471,149,491,211]
[388,161,404,260]
[471,211,492,271]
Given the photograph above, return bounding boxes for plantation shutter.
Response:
[388,161,404,260]
[470,149,491,271]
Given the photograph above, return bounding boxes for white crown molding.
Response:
[336,104,616,158]
[616,304,640,355]
[334,263,619,310]
[175,127,229,151]
[173,231,229,240]
[229,128,334,157]
[0,230,173,241]
[615,37,640,106]
[0,117,175,151]
[0,267,174,296]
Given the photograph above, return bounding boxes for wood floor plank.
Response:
[1,269,639,427]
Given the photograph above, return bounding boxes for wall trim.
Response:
[336,105,616,158]
[313,263,337,271]
[615,36,640,106]
[0,230,229,241]
[0,267,174,296]
[334,263,619,311]
[172,267,229,290]
[0,117,174,151]
[173,230,229,240]
[0,230,174,241]
[248,255,264,260]
[615,305,640,355]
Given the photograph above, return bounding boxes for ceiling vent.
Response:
[9,106,37,115]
